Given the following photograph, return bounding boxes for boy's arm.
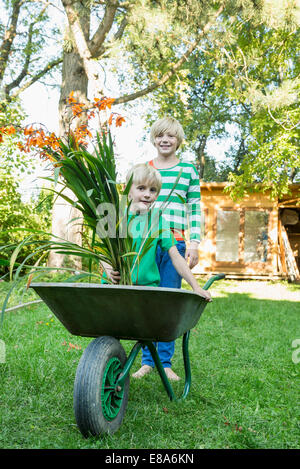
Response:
[186,165,201,269]
[168,246,211,301]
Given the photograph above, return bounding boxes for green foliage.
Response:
[143,1,299,195]
[0,96,25,127]
[226,124,299,200]
[0,96,52,277]
[0,170,53,277]
[0,97,37,177]
[145,48,249,181]
[217,5,300,197]
[111,0,220,90]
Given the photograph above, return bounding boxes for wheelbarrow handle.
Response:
[203,273,225,290]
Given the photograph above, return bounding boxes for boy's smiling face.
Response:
[154,131,178,158]
[128,180,159,213]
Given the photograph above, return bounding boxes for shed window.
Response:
[216,210,240,262]
[244,211,269,263]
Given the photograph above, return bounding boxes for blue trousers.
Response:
[141,240,186,368]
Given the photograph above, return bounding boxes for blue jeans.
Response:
[141,240,186,368]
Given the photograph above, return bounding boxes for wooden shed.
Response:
[194,183,300,281]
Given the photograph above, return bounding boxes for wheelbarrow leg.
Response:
[145,341,177,401]
[143,334,192,402]
[116,342,143,388]
[181,331,191,400]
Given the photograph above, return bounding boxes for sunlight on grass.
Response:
[183,278,300,302]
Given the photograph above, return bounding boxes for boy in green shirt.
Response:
[104,163,211,380]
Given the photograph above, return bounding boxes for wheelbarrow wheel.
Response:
[73,336,129,437]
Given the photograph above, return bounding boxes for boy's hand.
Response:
[185,241,199,269]
[105,267,121,284]
[193,286,212,302]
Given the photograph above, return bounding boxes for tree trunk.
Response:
[194,136,207,180]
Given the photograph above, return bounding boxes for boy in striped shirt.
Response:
[132,117,201,381]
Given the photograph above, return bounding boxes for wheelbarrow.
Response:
[30,274,224,437]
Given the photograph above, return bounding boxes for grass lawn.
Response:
[0,277,299,449]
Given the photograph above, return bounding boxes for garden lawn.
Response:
[0,278,299,449]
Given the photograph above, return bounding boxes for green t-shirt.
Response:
[101,209,175,287]
[128,210,175,286]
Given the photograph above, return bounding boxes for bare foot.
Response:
[164,368,181,381]
[132,365,153,379]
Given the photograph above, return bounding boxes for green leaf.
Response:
[54,166,61,186]
[9,236,32,281]
[120,251,138,258]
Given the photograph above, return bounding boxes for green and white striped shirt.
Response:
[149,160,201,243]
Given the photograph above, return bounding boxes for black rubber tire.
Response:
[73,336,129,437]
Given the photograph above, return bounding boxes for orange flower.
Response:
[94,97,115,111]
[75,124,92,138]
[68,91,77,104]
[44,133,60,150]
[104,97,115,109]
[16,142,26,152]
[87,110,95,120]
[24,126,35,136]
[41,151,58,162]
[108,113,113,126]
[71,103,85,117]
[1,92,124,162]
[36,131,47,148]
[5,125,16,135]
[0,125,17,137]
[115,115,125,127]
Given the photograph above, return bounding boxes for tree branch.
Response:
[0,0,24,82]
[114,15,128,40]
[113,3,226,105]
[89,1,119,57]
[10,57,62,98]
[91,14,129,59]
[4,21,35,96]
[267,106,300,131]
[29,0,65,15]
[4,4,54,98]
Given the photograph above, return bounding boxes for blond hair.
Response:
[126,163,162,193]
[150,116,184,149]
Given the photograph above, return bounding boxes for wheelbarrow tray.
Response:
[30,283,208,341]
